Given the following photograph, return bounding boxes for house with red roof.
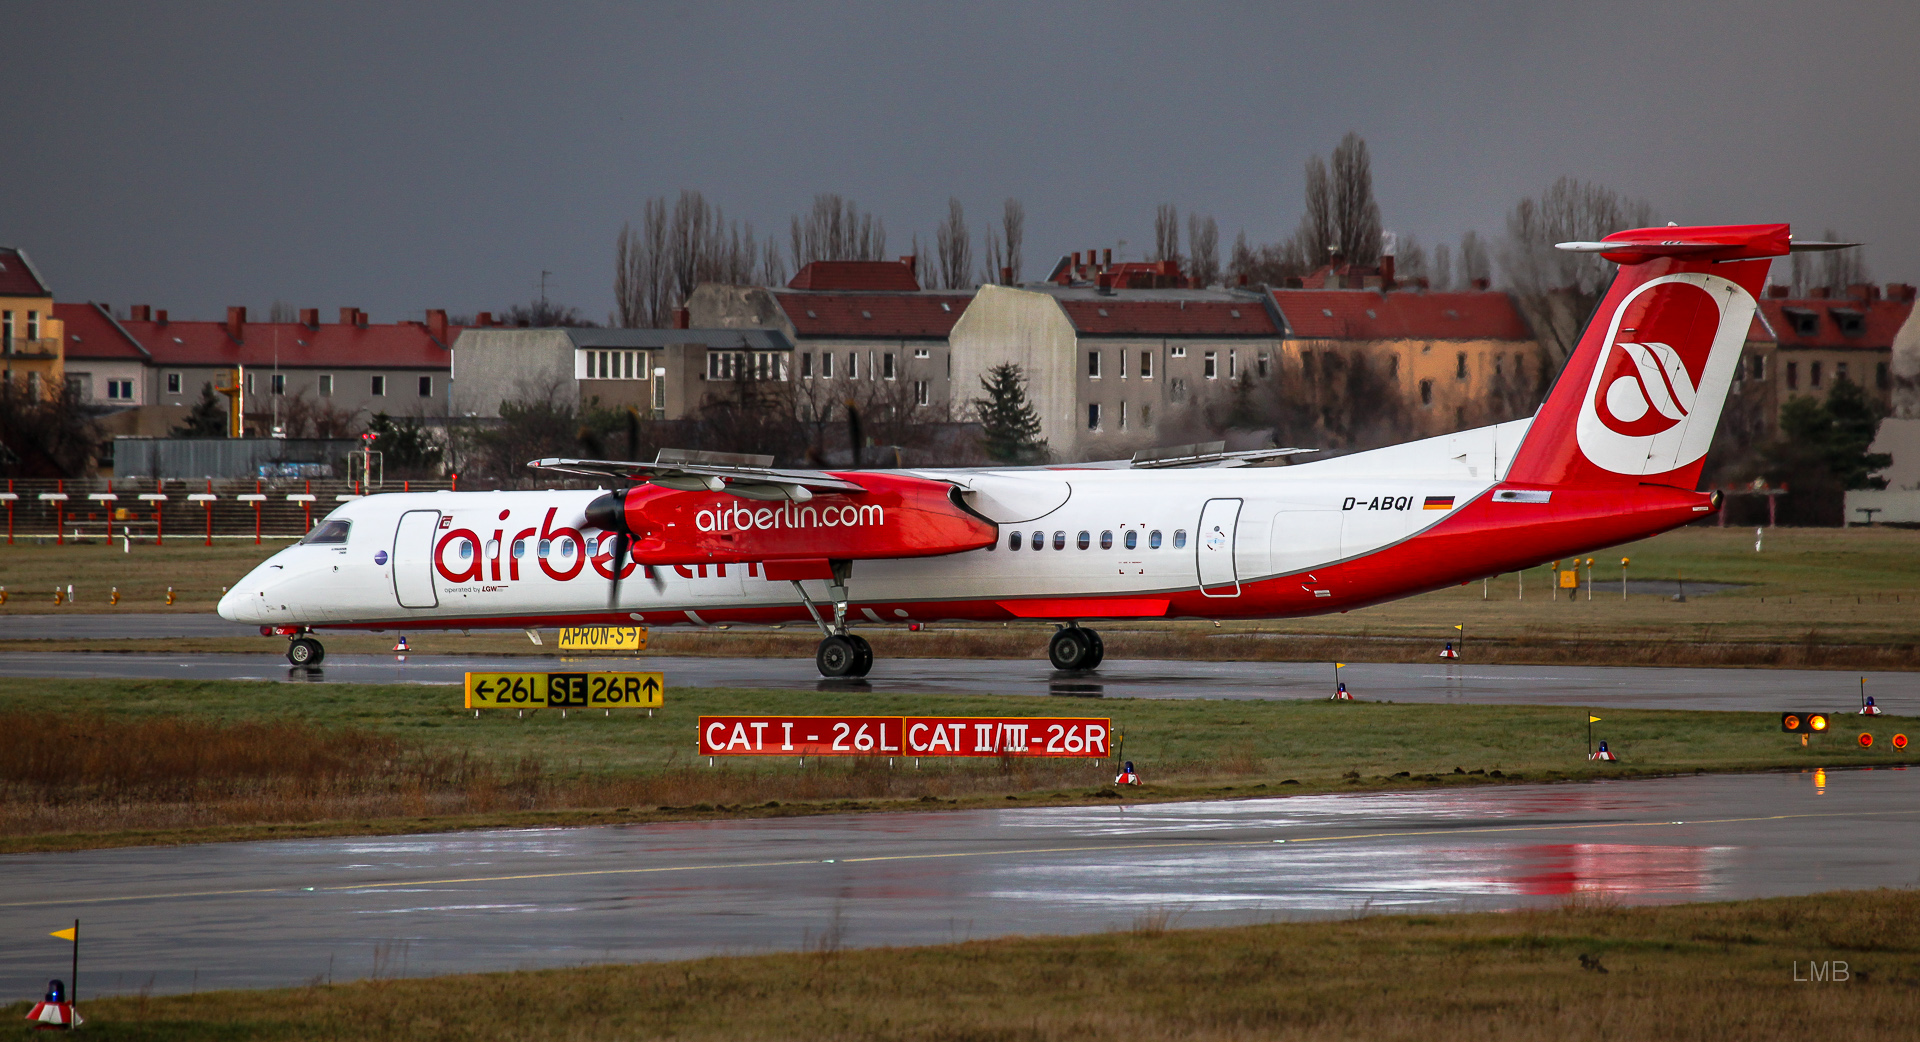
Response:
[1737,284,1912,422]
[55,302,149,408]
[687,259,971,423]
[1,246,64,398]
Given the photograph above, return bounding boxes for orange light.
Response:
[1783,714,1801,732]
[1811,715,1829,732]
[1895,734,1909,750]
[1859,733,1874,748]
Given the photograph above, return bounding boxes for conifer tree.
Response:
[973,363,1048,464]
[171,383,228,437]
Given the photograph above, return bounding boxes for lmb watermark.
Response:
[1792,960,1849,982]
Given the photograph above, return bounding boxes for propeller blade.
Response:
[645,562,666,592]
[608,532,628,608]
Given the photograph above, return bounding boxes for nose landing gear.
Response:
[792,561,874,679]
[286,636,325,666]
[1048,624,1104,671]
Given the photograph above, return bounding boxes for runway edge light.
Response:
[1781,712,1828,734]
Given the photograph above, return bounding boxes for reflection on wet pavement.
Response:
[2,768,1915,997]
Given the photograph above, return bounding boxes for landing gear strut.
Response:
[1048,624,1104,671]
[287,636,325,666]
[795,561,873,679]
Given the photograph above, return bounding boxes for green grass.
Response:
[1,677,1912,852]
[9,889,1917,1040]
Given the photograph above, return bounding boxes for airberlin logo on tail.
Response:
[1575,273,1753,476]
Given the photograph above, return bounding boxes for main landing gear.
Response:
[792,561,874,679]
[1048,623,1104,671]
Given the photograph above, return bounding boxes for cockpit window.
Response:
[302,519,351,544]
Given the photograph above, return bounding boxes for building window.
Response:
[26,312,38,340]
[847,352,858,380]
[1170,345,1186,358]
[1,311,11,345]
[105,379,132,401]
[1387,354,1399,380]
[1835,362,1849,385]
[1456,352,1468,379]
[914,347,930,359]
[1750,355,1765,381]
[1257,353,1269,378]
[371,375,387,396]
[1119,401,1127,429]
[801,352,814,378]
[244,372,255,394]
[1228,350,1237,378]
[883,352,896,380]
[1493,355,1504,378]
[1088,351,1101,378]
[1204,351,1218,379]
[1170,377,1187,401]
[820,352,833,379]
[419,375,433,397]
[166,372,182,394]
[1142,403,1152,427]
[1786,362,1798,389]
[318,373,333,397]
[1140,351,1152,378]
[1419,378,1434,406]
[1878,361,1890,389]
[1811,361,1823,388]
[1088,402,1101,430]
[271,373,286,395]
[914,380,929,407]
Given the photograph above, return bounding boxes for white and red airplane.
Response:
[220,223,1838,676]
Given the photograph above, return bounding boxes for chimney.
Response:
[1000,265,1013,285]
[1380,254,1396,290]
[476,311,494,326]
[339,307,358,326]
[1767,284,1790,299]
[673,307,690,329]
[1102,248,1112,269]
[1070,251,1081,274]
[226,306,246,342]
[1238,274,1249,287]
[1811,286,1831,299]
[155,309,168,326]
[299,308,319,328]
[130,304,151,322]
[1887,283,1916,303]
[1847,283,1877,301]
[1470,277,1490,292]
[1097,271,1114,294]
[426,308,449,343]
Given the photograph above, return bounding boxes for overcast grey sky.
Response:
[5,1,1915,323]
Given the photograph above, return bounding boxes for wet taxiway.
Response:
[0,647,1906,713]
[2,768,1913,996]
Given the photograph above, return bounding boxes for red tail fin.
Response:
[1505,223,1788,489]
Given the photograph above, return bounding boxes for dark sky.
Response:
[6,1,1915,323]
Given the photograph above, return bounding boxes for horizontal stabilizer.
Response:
[1130,441,1315,469]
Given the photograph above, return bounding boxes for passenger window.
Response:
[1148,530,1162,549]
[459,540,474,559]
[512,539,525,559]
[1173,529,1188,549]
[1076,531,1090,550]
[1125,530,1138,550]
[1031,531,1043,551]
[1052,531,1066,550]
[538,539,552,558]
[1009,530,1022,551]
[485,539,500,559]
[560,541,574,558]
[1100,531,1113,550]
[301,519,351,544]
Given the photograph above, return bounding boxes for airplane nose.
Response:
[216,585,248,622]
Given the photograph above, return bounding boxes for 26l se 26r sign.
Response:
[698,716,1111,758]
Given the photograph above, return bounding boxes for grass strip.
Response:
[7,888,1916,1040]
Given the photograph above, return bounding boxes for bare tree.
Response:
[1187,213,1220,286]
[935,198,972,290]
[1228,229,1311,286]
[268,300,297,324]
[614,199,671,328]
[1496,176,1656,365]
[979,224,1004,286]
[1297,155,1334,264]
[1460,230,1491,284]
[1001,199,1025,283]
[1808,227,1869,293]
[789,193,887,268]
[1151,203,1181,266]
[1392,232,1427,283]
[1431,242,1453,291]
[1329,132,1383,265]
[759,232,787,287]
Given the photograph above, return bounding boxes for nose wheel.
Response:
[286,637,326,666]
[1048,625,1103,671]
[816,633,873,678]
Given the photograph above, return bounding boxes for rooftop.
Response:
[53,302,149,361]
[786,259,921,292]
[0,247,52,297]
[558,327,794,351]
[1269,289,1532,342]
[119,307,460,369]
[771,291,973,339]
[1750,294,1912,350]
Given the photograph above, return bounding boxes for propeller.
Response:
[584,486,662,608]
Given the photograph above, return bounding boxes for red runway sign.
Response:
[699,715,1110,758]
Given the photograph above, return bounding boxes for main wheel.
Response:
[849,634,874,677]
[1048,627,1094,671]
[287,637,325,666]
[1083,628,1105,669]
[816,635,860,678]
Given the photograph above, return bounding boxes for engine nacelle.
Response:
[606,472,996,565]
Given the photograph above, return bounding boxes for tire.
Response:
[287,638,324,666]
[816,635,859,678]
[849,634,874,677]
[1083,628,1105,669]
[1048,627,1093,671]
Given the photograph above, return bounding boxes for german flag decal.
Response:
[1423,496,1455,511]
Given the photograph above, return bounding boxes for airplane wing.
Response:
[529,450,865,503]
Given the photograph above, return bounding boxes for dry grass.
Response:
[21,889,1920,1040]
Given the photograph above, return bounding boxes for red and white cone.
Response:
[1114,760,1141,785]
[393,635,411,652]
[25,1000,81,1029]
[1439,642,1459,659]
[1588,740,1618,762]
[1861,697,1883,716]
[1332,682,1353,701]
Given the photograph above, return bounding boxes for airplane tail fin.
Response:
[1503,223,1798,490]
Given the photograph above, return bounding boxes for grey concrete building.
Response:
[450,326,793,420]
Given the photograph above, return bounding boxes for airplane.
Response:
[220,223,1845,677]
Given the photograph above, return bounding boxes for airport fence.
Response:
[0,476,465,543]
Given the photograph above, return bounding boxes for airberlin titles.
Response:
[430,472,996,585]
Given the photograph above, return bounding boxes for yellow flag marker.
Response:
[1589,715,1602,723]
[50,927,76,941]
[1335,663,1345,668]
[1454,624,1463,630]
